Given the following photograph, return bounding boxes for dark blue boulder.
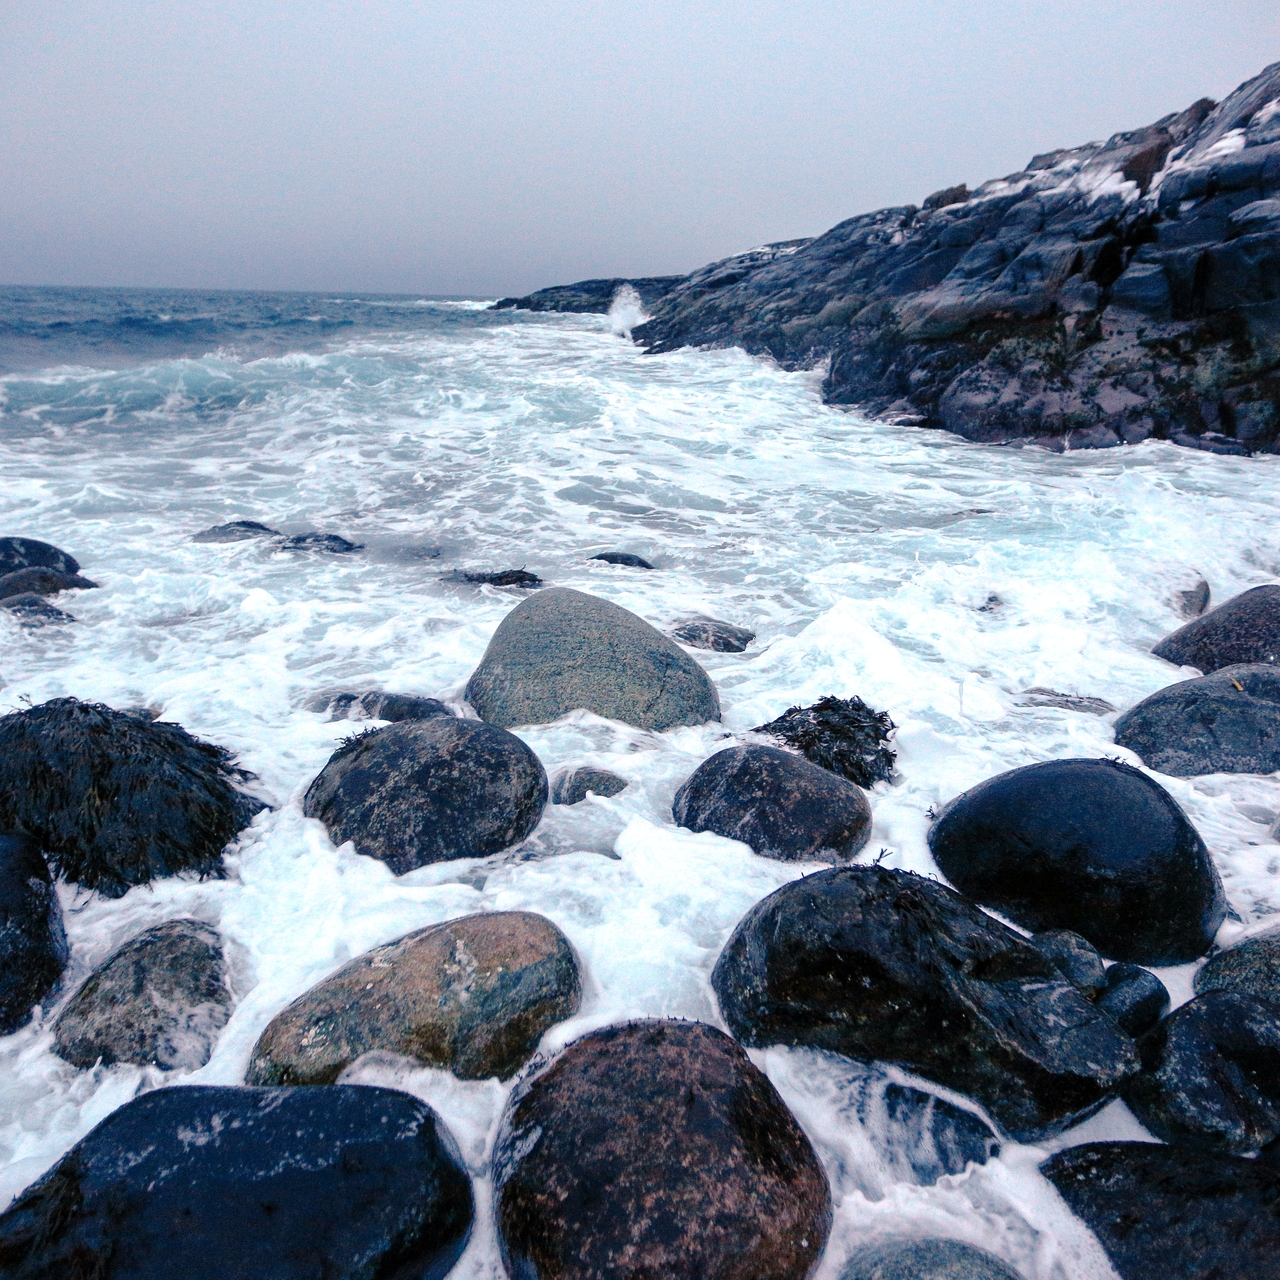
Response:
[1096,963,1170,1037]
[0,832,68,1035]
[0,537,79,576]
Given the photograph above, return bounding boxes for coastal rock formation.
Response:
[1194,925,1280,1000]
[247,911,581,1084]
[1044,1141,1280,1280]
[53,919,230,1071]
[493,1019,831,1280]
[0,699,264,898]
[493,275,686,313]
[1096,962,1170,1037]
[1151,585,1280,672]
[0,832,68,1035]
[753,694,897,787]
[710,866,1139,1140]
[0,537,80,575]
[465,587,720,730]
[550,766,627,804]
[673,744,872,862]
[927,758,1226,963]
[303,718,548,873]
[839,1240,1022,1280]
[0,567,97,600]
[0,1084,474,1280]
[669,616,756,651]
[1115,663,1280,774]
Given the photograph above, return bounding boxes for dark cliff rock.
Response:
[492,276,686,313]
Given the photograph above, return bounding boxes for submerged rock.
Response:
[711,866,1139,1140]
[673,744,872,862]
[0,699,264,898]
[191,519,281,543]
[1152,585,1280,672]
[669,616,756,651]
[1194,925,1280,1001]
[0,1084,474,1280]
[492,275,686,313]
[0,593,73,624]
[1114,663,1280,775]
[0,536,80,576]
[310,690,453,723]
[493,1019,831,1280]
[1096,962,1170,1037]
[1015,688,1116,714]
[840,1239,1021,1280]
[753,694,896,787]
[465,587,720,731]
[0,567,97,600]
[279,531,362,553]
[1125,989,1280,1153]
[1044,1141,1280,1280]
[0,832,68,1036]
[1177,576,1212,618]
[589,551,654,569]
[303,717,547,874]
[53,919,230,1071]
[1030,930,1106,995]
[550,766,627,805]
[928,757,1226,963]
[457,568,542,587]
[247,911,580,1084]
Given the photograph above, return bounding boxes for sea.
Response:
[2,284,1279,1279]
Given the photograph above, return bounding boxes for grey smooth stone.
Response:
[1031,930,1106,995]
[0,567,97,600]
[840,1239,1022,1280]
[589,551,654,568]
[54,919,230,1070]
[1114,663,1280,776]
[465,587,720,731]
[0,536,79,576]
[1096,962,1170,1037]
[670,617,756,652]
[551,767,627,805]
[1153,585,1280,673]
[1195,926,1280,1001]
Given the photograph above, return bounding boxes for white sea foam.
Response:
[1,302,1279,1276]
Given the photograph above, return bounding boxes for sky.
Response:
[3,1,1279,296]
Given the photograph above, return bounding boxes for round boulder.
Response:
[493,1019,831,1280]
[0,567,98,600]
[247,911,581,1084]
[711,866,1139,1140]
[465,587,720,731]
[0,1084,473,1280]
[53,918,230,1070]
[550,767,627,805]
[669,617,755,652]
[1114,664,1280,776]
[840,1239,1021,1280]
[1152,584,1280,673]
[1095,962,1169,1037]
[1124,990,1280,1154]
[927,757,1226,964]
[303,717,547,874]
[0,699,265,898]
[1195,925,1280,1001]
[673,744,872,862]
[0,536,79,576]
[0,832,68,1035]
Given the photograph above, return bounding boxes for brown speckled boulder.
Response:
[246,911,581,1084]
[493,1019,831,1280]
[1153,585,1280,673]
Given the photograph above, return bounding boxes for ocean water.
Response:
[2,286,1280,1279]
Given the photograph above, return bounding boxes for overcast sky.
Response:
[3,1,1278,296]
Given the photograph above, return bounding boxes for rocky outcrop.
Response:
[710,866,1139,1140]
[1151,585,1280,672]
[246,911,581,1084]
[303,718,547,874]
[673,744,872,862]
[1044,1141,1280,1280]
[550,766,627,804]
[0,699,264,898]
[669,616,756,651]
[753,694,897,787]
[928,758,1226,963]
[465,587,720,731]
[1194,925,1280,1000]
[0,832,68,1035]
[492,275,687,313]
[53,919,230,1071]
[0,537,80,576]
[492,1019,831,1280]
[0,567,97,600]
[0,1084,473,1279]
[840,1240,1022,1280]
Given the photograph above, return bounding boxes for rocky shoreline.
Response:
[496,62,1280,455]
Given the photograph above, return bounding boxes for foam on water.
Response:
[3,297,1280,1277]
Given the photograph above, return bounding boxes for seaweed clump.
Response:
[754,695,897,787]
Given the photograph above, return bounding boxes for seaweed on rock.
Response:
[754,694,896,787]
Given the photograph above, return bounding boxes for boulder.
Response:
[493,1019,831,1280]
[311,691,453,723]
[1152,585,1280,673]
[0,593,73,624]
[1096,963,1170,1038]
[1124,990,1280,1154]
[1194,925,1280,1001]
[1031,929,1105,995]
[753,694,896,787]
[465,587,720,731]
[0,699,265,898]
[711,866,1139,1140]
[550,767,627,805]
[191,519,281,543]
[1114,664,1280,775]
[589,551,654,568]
[1177,577,1212,618]
[928,758,1226,964]
[53,919,230,1071]
[673,744,872,862]
[0,567,97,600]
[0,832,68,1035]
[1043,1141,1280,1280]
[0,536,80,576]
[456,568,542,587]
[0,1084,473,1280]
[280,532,362,553]
[669,617,756,652]
[247,911,580,1084]
[303,717,547,874]
[839,1240,1021,1280]
[1015,688,1116,714]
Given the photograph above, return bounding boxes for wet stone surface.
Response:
[0,832,68,1036]
[839,1239,1023,1280]
[1195,925,1280,1001]
[550,767,627,805]
[1152,585,1280,673]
